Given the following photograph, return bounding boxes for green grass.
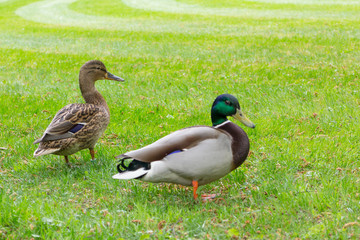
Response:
[1,0,360,238]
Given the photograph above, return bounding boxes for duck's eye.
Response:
[225,100,231,105]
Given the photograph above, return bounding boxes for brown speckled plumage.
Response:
[33,60,124,166]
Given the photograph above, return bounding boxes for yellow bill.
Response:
[232,109,255,128]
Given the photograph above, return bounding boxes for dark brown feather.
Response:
[217,122,250,170]
[34,103,102,143]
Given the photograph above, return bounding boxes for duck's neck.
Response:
[79,74,109,113]
[211,112,228,127]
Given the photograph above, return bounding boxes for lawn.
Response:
[1,0,360,239]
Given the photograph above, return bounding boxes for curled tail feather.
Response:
[112,158,150,180]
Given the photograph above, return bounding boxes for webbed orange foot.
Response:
[201,194,217,202]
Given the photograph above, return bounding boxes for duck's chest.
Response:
[216,122,250,170]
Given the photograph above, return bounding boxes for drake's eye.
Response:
[225,100,231,105]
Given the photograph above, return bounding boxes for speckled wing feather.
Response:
[117,126,228,163]
[34,103,101,144]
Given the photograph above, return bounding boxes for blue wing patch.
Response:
[168,150,183,155]
[69,124,85,133]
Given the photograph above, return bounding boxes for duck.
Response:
[33,60,124,166]
[112,94,255,201]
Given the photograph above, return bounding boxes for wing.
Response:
[34,103,101,144]
[117,126,229,163]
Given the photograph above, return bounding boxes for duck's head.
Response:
[79,60,124,83]
[211,94,255,128]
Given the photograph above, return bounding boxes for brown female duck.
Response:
[113,94,255,201]
[34,60,124,166]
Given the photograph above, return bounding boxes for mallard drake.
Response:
[112,94,255,201]
[34,60,124,166]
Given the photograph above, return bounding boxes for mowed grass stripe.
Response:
[15,0,360,31]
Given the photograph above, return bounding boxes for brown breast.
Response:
[217,122,250,170]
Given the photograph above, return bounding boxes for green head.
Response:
[211,94,255,128]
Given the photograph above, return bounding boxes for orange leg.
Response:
[192,180,199,200]
[64,156,71,167]
[89,148,95,161]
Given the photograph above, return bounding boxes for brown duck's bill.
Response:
[232,109,255,128]
[105,72,125,81]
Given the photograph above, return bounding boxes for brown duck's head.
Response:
[80,60,124,83]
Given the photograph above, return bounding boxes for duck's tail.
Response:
[112,157,150,180]
[33,146,60,157]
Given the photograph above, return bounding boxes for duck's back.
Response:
[34,103,110,156]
